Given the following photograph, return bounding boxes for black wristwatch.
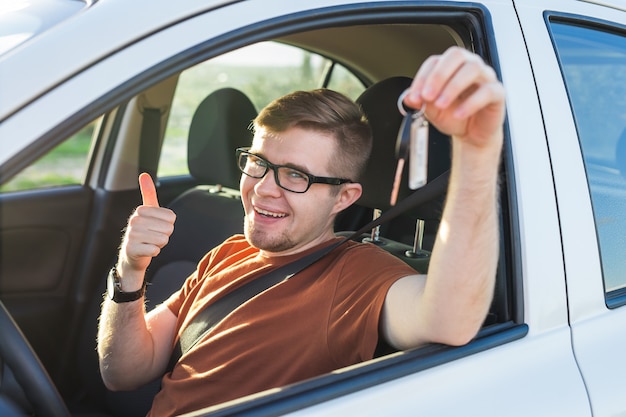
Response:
[107,268,146,303]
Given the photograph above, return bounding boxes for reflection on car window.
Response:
[158,41,365,177]
[550,22,626,293]
[0,119,98,192]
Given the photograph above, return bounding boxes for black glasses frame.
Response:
[236,147,352,193]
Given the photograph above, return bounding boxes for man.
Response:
[98,46,505,415]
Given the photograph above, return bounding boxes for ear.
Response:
[331,182,362,214]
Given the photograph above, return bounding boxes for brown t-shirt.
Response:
[148,235,416,416]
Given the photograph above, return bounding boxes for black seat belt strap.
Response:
[139,107,162,180]
[166,170,449,372]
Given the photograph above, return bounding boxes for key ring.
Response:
[397,88,425,118]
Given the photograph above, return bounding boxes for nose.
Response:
[253,168,283,197]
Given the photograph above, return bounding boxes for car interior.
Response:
[0,14,517,417]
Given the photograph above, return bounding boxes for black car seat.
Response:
[351,76,450,268]
[73,87,257,417]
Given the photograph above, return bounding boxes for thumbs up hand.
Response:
[116,173,176,289]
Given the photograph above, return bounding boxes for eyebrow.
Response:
[251,151,314,175]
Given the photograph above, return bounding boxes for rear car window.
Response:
[550,21,626,296]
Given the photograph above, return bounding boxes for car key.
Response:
[390,109,411,206]
[408,109,429,190]
[390,91,429,206]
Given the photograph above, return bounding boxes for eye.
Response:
[284,168,308,182]
[246,154,267,169]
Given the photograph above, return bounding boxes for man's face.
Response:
[240,126,360,257]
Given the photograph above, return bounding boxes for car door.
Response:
[0,118,105,377]
[516,1,626,415]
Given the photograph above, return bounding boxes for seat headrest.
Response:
[187,88,257,188]
[356,77,450,217]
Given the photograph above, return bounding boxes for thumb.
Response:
[138,172,160,207]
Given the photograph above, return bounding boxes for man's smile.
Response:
[254,206,288,219]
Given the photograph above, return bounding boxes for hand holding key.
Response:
[389,47,505,206]
[117,173,176,284]
[403,46,505,152]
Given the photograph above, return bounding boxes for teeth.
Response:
[256,208,286,218]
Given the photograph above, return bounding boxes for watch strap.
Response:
[109,268,146,303]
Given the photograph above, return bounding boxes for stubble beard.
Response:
[243,215,296,253]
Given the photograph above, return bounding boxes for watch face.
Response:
[107,271,116,300]
[107,268,145,303]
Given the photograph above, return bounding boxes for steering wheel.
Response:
[0,300,70,417]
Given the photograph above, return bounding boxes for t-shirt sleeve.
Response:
[327,243,417,365]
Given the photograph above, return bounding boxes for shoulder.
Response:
[328,239,416,289]
[335,239,411,267]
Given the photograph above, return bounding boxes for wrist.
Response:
[451,137,501,179]
[107,267,146,303]
[115,261,147,291]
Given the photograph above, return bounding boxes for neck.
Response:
[258,230,337,259]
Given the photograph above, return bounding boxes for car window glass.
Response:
[0,119,98,192]
[550,22,626,294]
[158,41,366,177]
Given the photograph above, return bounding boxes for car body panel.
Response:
[277,329,589,417]
[517,1,626,416]
[0,0,88,56]
[0,0,237,120]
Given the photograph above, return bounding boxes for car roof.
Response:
[0,0,238,122]
[0,0,92,56]
[576,0,626,12]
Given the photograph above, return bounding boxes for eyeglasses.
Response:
[236,147,352,193]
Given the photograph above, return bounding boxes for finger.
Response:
[405,56,439,108]
[417,47,482,107]
[451,81,505,121]
[139,172,160,207]
[420,48,467,101]
[435,59,496,111]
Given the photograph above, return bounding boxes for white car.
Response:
[1,0,625,416]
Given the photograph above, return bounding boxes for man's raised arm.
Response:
[381,47,505,349]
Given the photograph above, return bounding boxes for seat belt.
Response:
[139,107,162,180]
[166,170,449,372]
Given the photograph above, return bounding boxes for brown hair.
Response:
[252,89,372,181]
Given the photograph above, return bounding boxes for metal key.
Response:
[408,110,429,190]
[390,91,430,206]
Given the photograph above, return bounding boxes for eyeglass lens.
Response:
[238,152,311,193]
